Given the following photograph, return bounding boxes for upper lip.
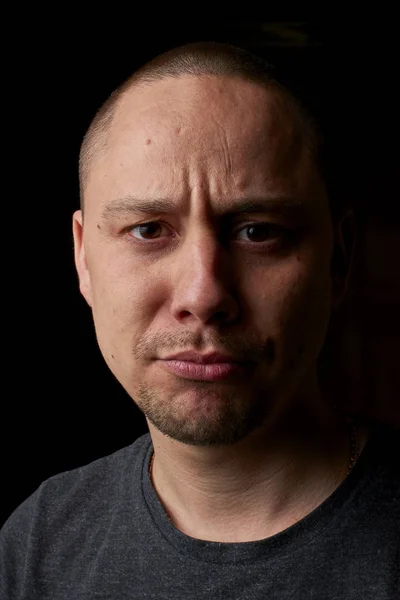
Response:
[162,351,244,364]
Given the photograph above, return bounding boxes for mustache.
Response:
[133,331,275,363]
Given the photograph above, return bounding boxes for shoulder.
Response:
[0,433,152,597]
[1,432,151,540]
[41,432,149,502]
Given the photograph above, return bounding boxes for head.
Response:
[73,42,354,448]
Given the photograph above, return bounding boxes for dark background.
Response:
[2,17,399,527]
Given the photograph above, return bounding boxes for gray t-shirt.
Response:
[1,421,399,599]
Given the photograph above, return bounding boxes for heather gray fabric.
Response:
[1,421,399,599]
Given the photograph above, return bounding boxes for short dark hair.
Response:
[79,42,343,221]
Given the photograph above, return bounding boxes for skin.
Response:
[73,75,365,542]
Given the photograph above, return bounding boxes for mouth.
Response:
[158,351,254,382]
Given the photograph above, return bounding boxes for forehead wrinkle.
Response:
[110,92,300,181]
[100,195,311,227]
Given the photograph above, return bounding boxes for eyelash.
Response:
[126,221,290,248]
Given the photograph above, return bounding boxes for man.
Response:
[1,42,398,599]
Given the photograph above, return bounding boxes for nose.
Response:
[169,229,240,327]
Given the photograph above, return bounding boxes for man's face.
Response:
[74,76,336,447]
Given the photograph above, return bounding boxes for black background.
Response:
[2,16,399,527]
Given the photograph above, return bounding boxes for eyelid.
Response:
[128,221,172,240]
[233,220,283,231]
[232,221,285,237]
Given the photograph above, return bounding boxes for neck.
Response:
[147,391,364,543]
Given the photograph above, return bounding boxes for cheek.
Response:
[250,258,332,358]
[89,260,167,355]
[277,262,332,363]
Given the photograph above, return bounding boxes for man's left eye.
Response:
[234,223,282,242]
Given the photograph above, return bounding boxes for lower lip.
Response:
[160,360,252,382]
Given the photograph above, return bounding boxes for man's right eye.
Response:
[129,222,169,240]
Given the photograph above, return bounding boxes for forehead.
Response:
[111,75,304,155]
[85,75,322,213]
[116,75,278,127]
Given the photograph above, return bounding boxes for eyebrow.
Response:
[101,196,309,222]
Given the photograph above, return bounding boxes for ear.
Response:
[72,210,93,308]
[330,208,356,311]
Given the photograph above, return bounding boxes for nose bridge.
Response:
[170,224,238,324]
[187,222,229,279]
